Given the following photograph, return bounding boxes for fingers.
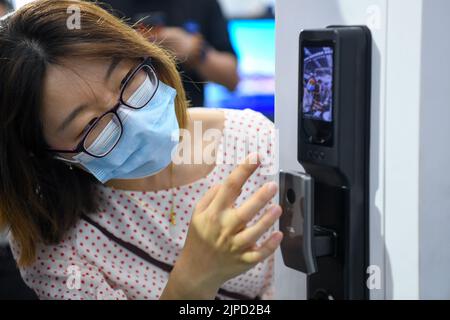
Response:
[226,181,278,231]
[196,185,221,212]
[232,205,282,251]
[240,231,283,265]
[210,153,260,211]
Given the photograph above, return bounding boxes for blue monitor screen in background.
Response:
[205,19,275,121]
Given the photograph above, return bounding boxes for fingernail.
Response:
[247,153,259,165]
[266,182,278,194]
[272,232,283,243]
[270,205,282,217]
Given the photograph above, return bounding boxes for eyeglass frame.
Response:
[47,57,159,158]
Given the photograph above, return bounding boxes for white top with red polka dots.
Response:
[9,108,277,300]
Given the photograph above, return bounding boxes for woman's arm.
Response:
[195,49,239,91]
[9,242,128,300]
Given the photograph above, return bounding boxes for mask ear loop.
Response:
[30,151,78,169]
[53,155,80,170]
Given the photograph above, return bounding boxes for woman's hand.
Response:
[161,153,283,299]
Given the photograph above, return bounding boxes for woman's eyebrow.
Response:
[104,57,123,82]
[57,103,88,133]
[57,59,124,134]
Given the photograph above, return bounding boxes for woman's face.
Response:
[41,57,138,157]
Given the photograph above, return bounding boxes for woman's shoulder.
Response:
[188,107,274,133]
[187,107,225,131]
[187,107,276,175]
[224,108,274,133]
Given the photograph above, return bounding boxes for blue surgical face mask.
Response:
[71,77,180,183]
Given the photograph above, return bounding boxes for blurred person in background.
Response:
[100,0,239,107]
[0,0,13,17]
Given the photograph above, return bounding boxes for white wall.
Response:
[418,0,450,299]
[383,0,423,299]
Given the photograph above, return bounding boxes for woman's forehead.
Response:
[42,60,106,106]
[47,58,111,85]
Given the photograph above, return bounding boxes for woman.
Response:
[0,0,282,300]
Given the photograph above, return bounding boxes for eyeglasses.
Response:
[48,57,159,158]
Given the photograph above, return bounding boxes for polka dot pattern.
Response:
[9,108,277,300]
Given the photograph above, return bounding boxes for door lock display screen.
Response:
[302,46,334,122]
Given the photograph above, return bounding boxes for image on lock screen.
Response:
[302,46,334,122]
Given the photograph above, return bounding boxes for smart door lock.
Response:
[279,25,372,300]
